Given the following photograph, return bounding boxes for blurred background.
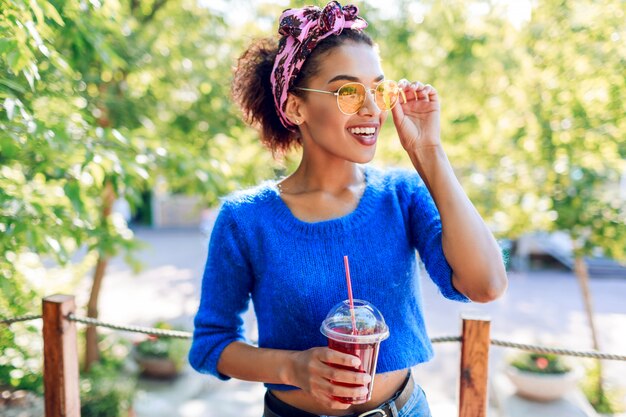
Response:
[1,0,625,416]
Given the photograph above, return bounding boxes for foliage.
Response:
[2,328,136,415]
[363,0,626,259]
[518,0,626,257]
[510,352,571,375]
[80,335,136,417]
[1,0,277,279]
[0,320,43,394]
[1,0,274,385]
[133,322,190,370]
[0,269,42,393]
[80,376,134,417]
[581,362,625,414]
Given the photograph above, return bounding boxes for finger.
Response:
[425,84,439,102]
[319,378,370,399]
[398,79,410,103]
[321,349,361,368]
[322,366,372,386]
[391,95,405,125]
[402,82,417,101]
[417,86,431,101]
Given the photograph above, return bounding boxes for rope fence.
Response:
[0,314,42,326]
[2,313,626,361]
[490,338,626,361]
[66,314,192,339]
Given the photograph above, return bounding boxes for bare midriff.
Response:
[271,368,409,415]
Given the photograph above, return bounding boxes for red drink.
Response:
[321,300,389,405]
[327,325,380,404]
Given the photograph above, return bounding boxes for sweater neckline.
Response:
[268,165,378,237]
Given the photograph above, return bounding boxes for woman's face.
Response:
[296,42,388,164]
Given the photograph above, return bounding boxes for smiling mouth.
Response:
[348,126,378,146]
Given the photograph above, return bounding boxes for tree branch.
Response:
[130,0,139,14]
[141,0,168,24]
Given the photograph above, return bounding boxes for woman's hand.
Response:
[390,79,441,152]
[288,347,371,409]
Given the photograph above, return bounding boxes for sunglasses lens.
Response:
[337,83,366,114]
[375,80,399,111]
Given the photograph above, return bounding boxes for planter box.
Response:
[492,372,598,417]
[506,366,582,402]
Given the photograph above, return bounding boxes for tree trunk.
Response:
[84,181,116,372]
[573,255,605,400]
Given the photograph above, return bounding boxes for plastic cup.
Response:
[320,299,390,404]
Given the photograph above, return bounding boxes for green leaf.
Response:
[0,39,17,55]
[41,1,65,27]
[0,78,27,94]
[29,0,45,25]
[63,181,85,216]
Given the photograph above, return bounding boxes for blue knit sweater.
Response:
[189,166,469,390]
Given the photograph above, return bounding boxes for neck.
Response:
[284,155,365,195]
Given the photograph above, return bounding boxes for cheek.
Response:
[310,102,347,128]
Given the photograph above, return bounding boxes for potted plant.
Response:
[505,352,581,402]
[132,322,190,379]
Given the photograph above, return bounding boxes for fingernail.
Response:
[352,359,360,367]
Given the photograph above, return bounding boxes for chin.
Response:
[350,147,377,164]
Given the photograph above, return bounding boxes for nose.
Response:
[357,88,380,117]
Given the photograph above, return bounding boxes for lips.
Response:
[347,124,379,146]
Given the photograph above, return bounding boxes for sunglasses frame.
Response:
[295,80,407,115]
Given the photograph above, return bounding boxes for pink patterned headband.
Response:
[270,1,368,131]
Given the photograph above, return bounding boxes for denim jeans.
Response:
[397,384,432,417]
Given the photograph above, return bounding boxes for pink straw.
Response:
[343,256,358,335]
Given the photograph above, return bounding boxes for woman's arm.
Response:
[217,341,371,409]
[407,145,507,302]
[391,80,507,302]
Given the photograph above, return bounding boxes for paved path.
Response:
[91,227,626,417]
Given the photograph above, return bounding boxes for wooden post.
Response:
[43,295,81,417]
[459,313,491,417]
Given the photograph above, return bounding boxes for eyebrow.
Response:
[327,74,385,84]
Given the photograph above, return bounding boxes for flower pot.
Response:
[505,366,581,402]
[134,354,180,379]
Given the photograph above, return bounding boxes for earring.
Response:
[294,119,301,125]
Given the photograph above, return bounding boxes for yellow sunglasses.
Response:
[296,80,407,115]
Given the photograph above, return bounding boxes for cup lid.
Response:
[320,299,390,344]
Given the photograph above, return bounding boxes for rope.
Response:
[431,335,626,361]
[2,312,626,361]
[66,314,192,339]
[490,338,626,361]
[0,314,42,326]
[431,336,462,343]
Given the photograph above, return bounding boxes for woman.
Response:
[189,2,507,416]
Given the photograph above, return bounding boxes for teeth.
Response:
[349,127,376,135]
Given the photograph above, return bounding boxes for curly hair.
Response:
[231,30,373,154]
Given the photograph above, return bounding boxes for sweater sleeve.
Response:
[188,202,254,379]
[399,171,470,302]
